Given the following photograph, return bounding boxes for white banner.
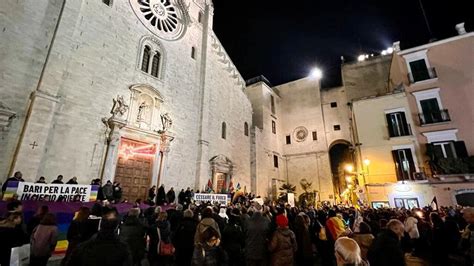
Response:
[287,193,295,207]
[194,193,230,205]
[17,182,93,202]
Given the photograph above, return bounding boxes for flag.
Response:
[236,183,241,191]
[206,179,213,193]
[228,180,234,193]
[431,196,438,211]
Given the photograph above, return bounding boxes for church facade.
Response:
[1,0,346,202]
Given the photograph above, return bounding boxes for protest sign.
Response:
[194,193,230,205]
[4,181,98,202]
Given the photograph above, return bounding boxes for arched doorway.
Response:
[329,140,353,200]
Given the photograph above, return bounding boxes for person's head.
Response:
[107,180,112,185]
[13,171,22,179]
[184,209,194,218]
[40,213,57,226]
[202,207,214,219]
[57,175,63,181]
[387,219,405,240]
[176,204,184,211]
[276,214,289,228]
[328,209,337,218]
[430,212,443,226]
[36,205,49,217]
[359,221,372,234]
[75,207,90,222]
[170,187,174,191]
[200,226,220,246]
[99,211,119,234]
[463,208,474,224]
[334,237,362,266]
[0,213,22,227]
[72,176,77,182]
[6,200,22,213]
[157,211,168,222]
[39,176,45,182]
[128,208,140,218]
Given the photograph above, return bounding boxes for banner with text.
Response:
[4,181,98,202]
[194,193,230,205]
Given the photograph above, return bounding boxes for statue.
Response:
[110,95,128,118]
[298,178,317,208]
[160,113,172,132]
[137,102,148,121]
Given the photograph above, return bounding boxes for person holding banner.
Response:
[51,175,64,184]
[1,171,24,197]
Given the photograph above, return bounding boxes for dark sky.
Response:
[212,0,472,88]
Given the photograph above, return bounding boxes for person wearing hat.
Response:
[269,214,297,266]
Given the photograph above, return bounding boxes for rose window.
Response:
[294,126,308,142]
[131,0,187,41]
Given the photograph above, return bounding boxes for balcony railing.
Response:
[408,67,437,83]
[419,109,451,125]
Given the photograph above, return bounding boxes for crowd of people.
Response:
[1,173,474,265]
[0,192,474,266]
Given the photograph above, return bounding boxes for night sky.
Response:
[212,0,473,88]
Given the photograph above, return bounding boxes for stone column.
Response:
[101,118,126,182]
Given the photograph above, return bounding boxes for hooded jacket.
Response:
[194,217,221,244]
[269,227,297,266]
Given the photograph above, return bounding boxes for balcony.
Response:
[418,109,451,125]
[408,67,437,84]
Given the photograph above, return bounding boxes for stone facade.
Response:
[0,0,251,197]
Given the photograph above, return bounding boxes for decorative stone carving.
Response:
[0,101,16,131]
[160,133,174,153]
[110,95,129,119]
[209,154,233,174]
[160,112,172,132]
[294,126,308,142]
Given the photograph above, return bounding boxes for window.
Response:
[330,102,337,108]
[333,125,340,131]
[386,112,410,137]
[286,135,291,144]
[409,59,430,82]
[102,0,112,6]
[191,46,196,59]
[413,88,450,125]
[244,122,249,136]
[392,148,416,181]
[198,11,203,23]
[221,122,226,139]
[273,155,279,168]
[270,95,275,114]
[150,53,160,77]
[432,142,456,158]
[403,49,437,83]
[272,120,276,134]
[312,131,317,141]
[141,46,151,73]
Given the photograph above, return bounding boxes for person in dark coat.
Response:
[63,207,90,265]
[244,204,270,266]
[368,219,406,266]
[1,171,24,195]
[166,187,176,204]
[173,209,198,266]
[294,212,313,266]
[178,189,186,205]
[156,185,166,205]
[184,187,192,206]
[430,212,449,265]
[148,211,173,266]
[0,213,25,266]
[192,225,228,266]
[221,209,245,266]
[66,177,78,184]
[68,211,132,266]
[36,176,47,184]
[148,186,156,204]
[119,208,147,266]
[168,204,184,233]
[51,175,64,184]
[113,182,123,203]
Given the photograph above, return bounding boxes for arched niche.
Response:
[128,84,164,132]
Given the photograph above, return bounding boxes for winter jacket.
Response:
[294,220,312,261]
[269,228,297,266]
[0,225,27,266]
[244,212,270,260]
[191,243,228,266]
[103,184,113,200]
[147,220,172,260]
[68,232,133,266]
[166,190,176,203]
[195,218,221,244]
[119,216,146,263]
[368,229,405,266]
[351,233,374,260]
[173,217,198,265]
[221,219,245,264]
[30,224,58,257]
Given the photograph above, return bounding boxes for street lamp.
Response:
[310,67,323,79]
[363,159,370,166]
[344,164,354,173]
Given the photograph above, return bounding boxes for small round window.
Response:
[131,0,187,41]
[294,126,308,142]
